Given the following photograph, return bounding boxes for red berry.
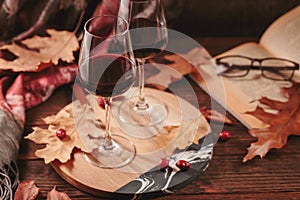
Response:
[219,130,231,141]
[97,97,105,109]
[176,160,190,171]
[158,158,169,170]
[56,128,66,139]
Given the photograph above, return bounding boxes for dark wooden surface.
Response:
[171,0,300,37]
[18,37,300,199]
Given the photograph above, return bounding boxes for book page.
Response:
[260,5,300,80]
[215,42,291,102]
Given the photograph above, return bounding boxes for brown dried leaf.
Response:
[200,106,233,124]
[154,120,196,155]
[46,187,71,200]
[243,82,300,162]
[25,104,89,164]
[133,120,209,155]
[147,54,194,90]
[147,47,211,90]
[0,29,79,72]
[14,180,39,200]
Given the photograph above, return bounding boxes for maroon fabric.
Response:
[92,0,122,17]
[0,64,78,125]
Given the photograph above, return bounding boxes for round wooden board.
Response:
[51,88,213,199]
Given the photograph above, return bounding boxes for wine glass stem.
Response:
[137,58,147,108]
[104,97,112,144]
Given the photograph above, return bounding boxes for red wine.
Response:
[130,17,167,59]
[79,54,135,97]
[133,48,162,60]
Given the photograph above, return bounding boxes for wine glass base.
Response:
[84,134,136,169]
[116,95,168,139]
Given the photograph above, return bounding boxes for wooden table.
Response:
[18,37,300,199]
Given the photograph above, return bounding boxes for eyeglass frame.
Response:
[215,55,299,81]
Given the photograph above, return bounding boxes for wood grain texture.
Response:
[172,1,300,37]
[18,37,300,199]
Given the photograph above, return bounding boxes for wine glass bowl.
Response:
[128,0,168,58]
[77,15,136,168]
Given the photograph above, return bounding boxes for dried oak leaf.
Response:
[200,106,233,124]
[0,29,79,72]
[14,180,39,200]
[154,118,210,155]
[147,47,211,90]
[243,82,300,162]
[25,105,88,164]
[147,53,194,90]
[46,187,71,200]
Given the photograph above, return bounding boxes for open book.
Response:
[192,5,300,129]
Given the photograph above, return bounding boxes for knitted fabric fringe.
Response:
[0,161,19,200]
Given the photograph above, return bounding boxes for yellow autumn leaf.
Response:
[152,118,210,155]
[25,104,89,164]
[0,29,79,72]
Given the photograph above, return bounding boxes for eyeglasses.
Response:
[215,55,299,81]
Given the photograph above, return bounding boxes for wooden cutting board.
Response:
[51,88,213,199]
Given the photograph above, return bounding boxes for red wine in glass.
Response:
[130,17,167,59]
[115,0,169,139]
[79,54,135,97]
[76,15,136,169]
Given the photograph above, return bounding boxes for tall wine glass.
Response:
[117,0,168,138]
[78,15,136,168]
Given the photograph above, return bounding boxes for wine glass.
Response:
[77,15,136,168]
[117,0,169,138]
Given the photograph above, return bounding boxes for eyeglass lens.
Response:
[218,57,251,77]
[261,59,295,80]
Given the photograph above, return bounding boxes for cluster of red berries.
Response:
[158,158,191,171]
[157,131,232,171]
